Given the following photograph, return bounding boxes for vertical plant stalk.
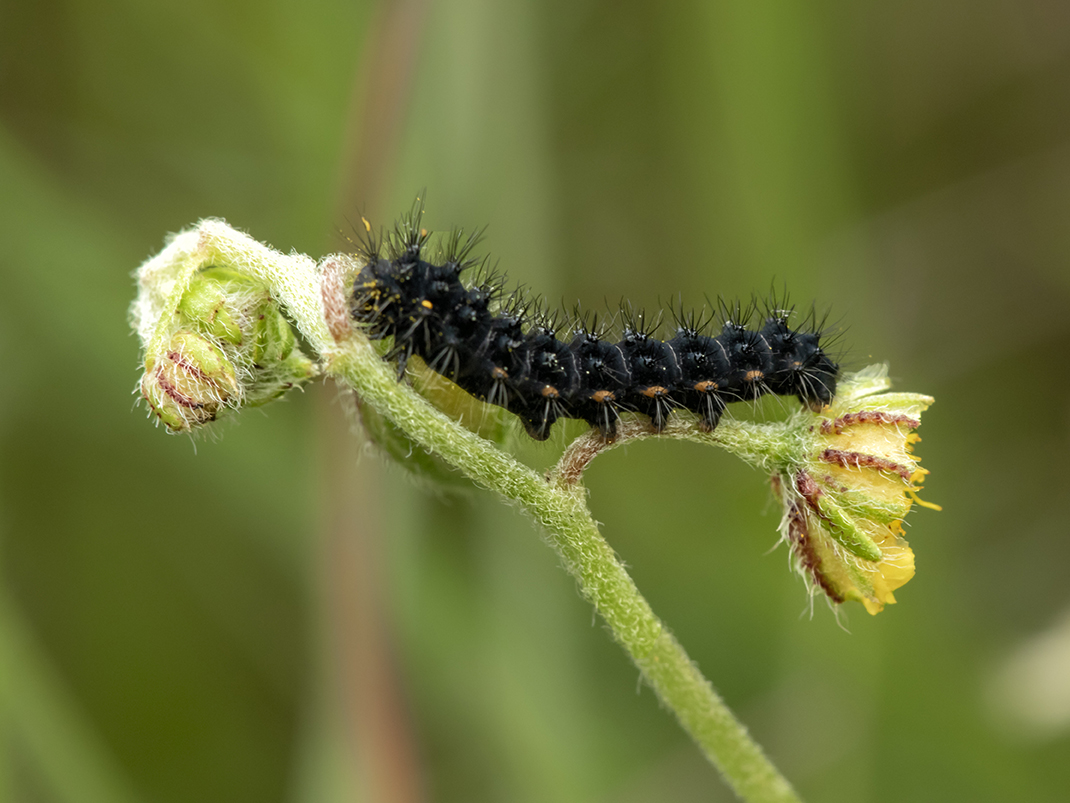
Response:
[141,219,942,803]
[320,315,803,803]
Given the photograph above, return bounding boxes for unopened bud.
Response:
[141,331,240,430]
[133,249,317,433]
[175,271,244,345]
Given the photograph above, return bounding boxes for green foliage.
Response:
[3,1,1070,802]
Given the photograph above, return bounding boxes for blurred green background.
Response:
[3,1,1070,801]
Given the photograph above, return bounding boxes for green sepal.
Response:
[831,487,912,525]
[141,330,239,432]
[176,276,243,344]
[251,303,297,365]
[814,491,884,562]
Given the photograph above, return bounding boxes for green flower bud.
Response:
[140,331,239,430]
[133,249,317,433]
[175,273,243,345]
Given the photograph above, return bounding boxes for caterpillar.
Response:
[350,203,840,441]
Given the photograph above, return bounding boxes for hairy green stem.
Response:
[326,344,801,803]
[135,221,803,802]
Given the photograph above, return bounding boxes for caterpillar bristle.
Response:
[441,226,486,273]
[667,297,715,337]
[350,202,842,442]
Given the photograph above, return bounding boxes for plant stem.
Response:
[323,343,802,803]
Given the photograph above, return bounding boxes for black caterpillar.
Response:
[350,204,840,441]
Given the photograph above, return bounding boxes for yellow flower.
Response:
[774,366,938,614]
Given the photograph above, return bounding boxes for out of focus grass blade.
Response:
[0,588,144,803]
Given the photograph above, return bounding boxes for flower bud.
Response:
[141,330,240,430]
[134,259,316,433]
[774,366,937,614]
[175,272,244,345]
